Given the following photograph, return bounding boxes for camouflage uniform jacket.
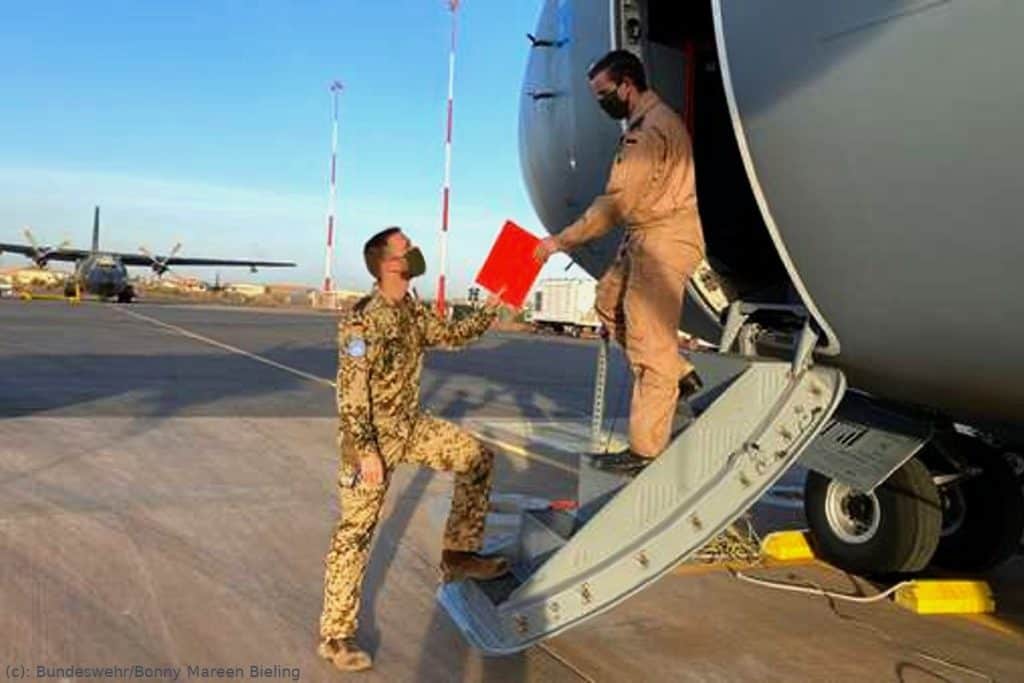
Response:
[336,290,496,466]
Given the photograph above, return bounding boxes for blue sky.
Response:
[0,0,582,293]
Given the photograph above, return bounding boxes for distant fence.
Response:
[310,290,365,311]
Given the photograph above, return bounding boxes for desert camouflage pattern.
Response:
[320,290,497,642]
[335,291,496,467]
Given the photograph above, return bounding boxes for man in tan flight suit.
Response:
[318,227,510,672]
[535,49,705,473]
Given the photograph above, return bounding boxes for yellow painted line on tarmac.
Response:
[116,306,578,475]
[472,433,579,475]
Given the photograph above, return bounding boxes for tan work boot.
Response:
[317,637,372,672]
[440,549,509,582]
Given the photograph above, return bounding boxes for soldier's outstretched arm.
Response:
[556,129,657,251]
[420,302,498,349]
[337,315,382,461]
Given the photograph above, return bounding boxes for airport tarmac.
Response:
[1,300,1021,682]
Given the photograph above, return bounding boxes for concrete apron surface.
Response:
[1,301,1021,682]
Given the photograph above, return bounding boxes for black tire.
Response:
[805,458,942,575]
[117,286,134,304]
[932,438,1024,572]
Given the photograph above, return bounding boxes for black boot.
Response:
[678,369,703,400]
[590,449,654,474]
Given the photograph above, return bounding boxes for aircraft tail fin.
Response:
[91,206,100,253]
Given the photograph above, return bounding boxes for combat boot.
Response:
[317,637,372,672]
[440,549,509,582]
[590,449,654,474]
[678,369,703,400]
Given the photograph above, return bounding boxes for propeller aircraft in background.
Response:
[0,206,295,302]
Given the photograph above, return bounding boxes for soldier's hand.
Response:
[485,287,510,311]
[359,454,385,487]
[533,236,560,264]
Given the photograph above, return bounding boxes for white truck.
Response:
[529,278,600,337]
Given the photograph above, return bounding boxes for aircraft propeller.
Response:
[139,243,182,278]
[22,227,70,268]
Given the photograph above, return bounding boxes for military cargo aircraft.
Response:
[439,0,1024,654]
[0,206,295,302]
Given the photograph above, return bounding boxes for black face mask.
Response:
[598,86,629,120]
[402,247,427,279]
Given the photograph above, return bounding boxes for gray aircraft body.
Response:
[1,206,294,302]
[515,1,1024,577]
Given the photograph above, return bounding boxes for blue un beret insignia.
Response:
[346,338,366,358]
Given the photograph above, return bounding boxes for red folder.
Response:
[474,221,543,308]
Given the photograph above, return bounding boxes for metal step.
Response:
[576,454,634,524]
[578,351,752,524]
[512,508,581,580]
[439,349,845,654]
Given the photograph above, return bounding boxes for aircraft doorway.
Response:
[641,1,792,307]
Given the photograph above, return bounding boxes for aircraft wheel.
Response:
[932,438,1024,572]
[805,458,941,575]
[117,287,135,304]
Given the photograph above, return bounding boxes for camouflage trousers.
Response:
[319,414,495,642]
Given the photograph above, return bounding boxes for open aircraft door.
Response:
[440,321,845,653]
[442,1,845,652]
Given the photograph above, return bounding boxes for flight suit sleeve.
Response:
[420,303,497,349]
[556,129,657,250]
[336,314,382,462]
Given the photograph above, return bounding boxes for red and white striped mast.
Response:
[323,80,343,293]
[436,0,460,315]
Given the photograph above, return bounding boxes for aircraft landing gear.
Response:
[931,435,1024,572]
[117,286,135,304]
[805,458,941,575]
[805,431,1024,576]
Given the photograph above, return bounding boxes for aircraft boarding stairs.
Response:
[439,305,846,654]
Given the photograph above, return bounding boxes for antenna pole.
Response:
[323,81,343,293]
[436,1,460,315]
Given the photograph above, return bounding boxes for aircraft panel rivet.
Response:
[548,602,560,615]
[580,583,592,604]
[690,514,703,531]
[636,552,649,569]
[514,615,529,635]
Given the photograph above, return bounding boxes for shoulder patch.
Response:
[345,337,367,358]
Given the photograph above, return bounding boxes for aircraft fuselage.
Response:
[73,254,132,300]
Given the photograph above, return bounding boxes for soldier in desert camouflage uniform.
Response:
[318,227,510,672]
